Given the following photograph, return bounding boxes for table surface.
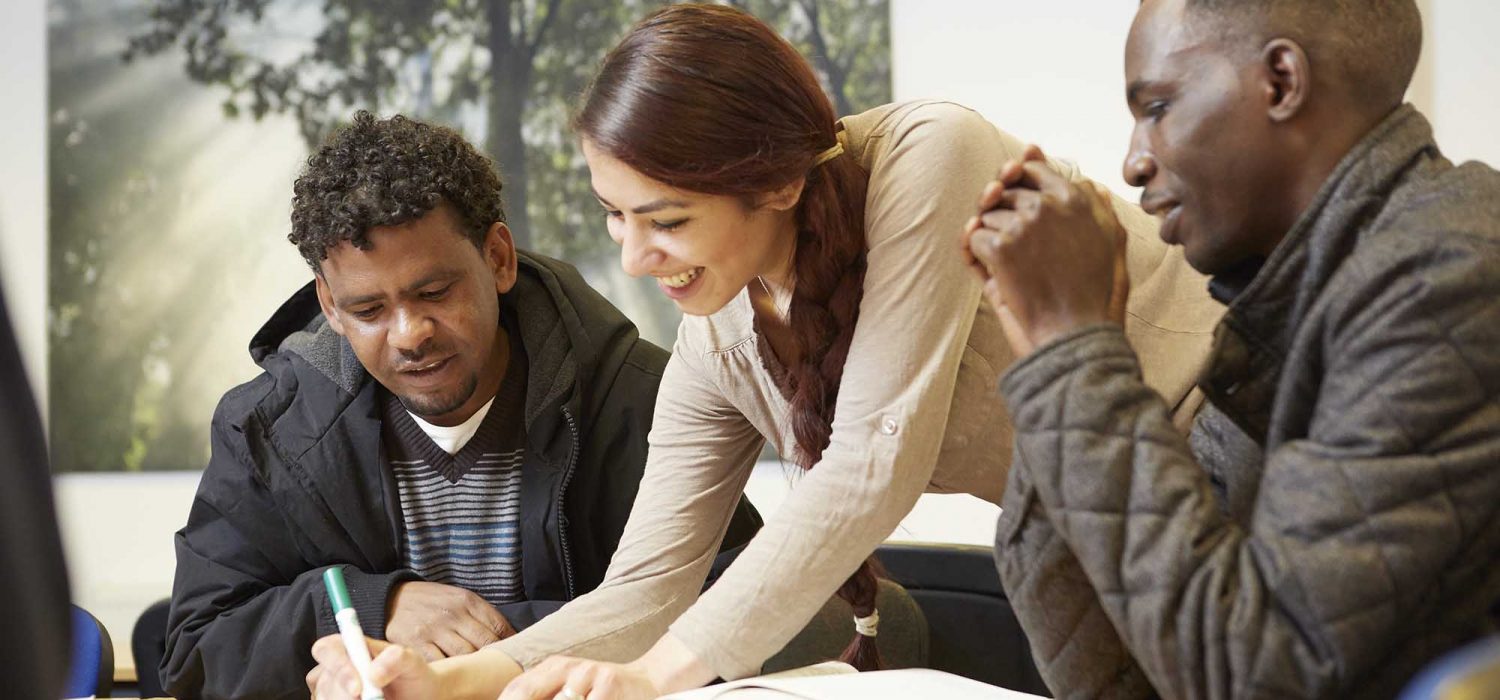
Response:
[114,659,136,683]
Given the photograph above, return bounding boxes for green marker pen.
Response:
[323,566,387,700]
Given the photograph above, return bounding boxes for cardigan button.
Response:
[879,416,900,436]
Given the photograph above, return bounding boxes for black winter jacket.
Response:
[163,252,762,699]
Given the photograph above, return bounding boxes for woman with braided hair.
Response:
[307,4,1222,699]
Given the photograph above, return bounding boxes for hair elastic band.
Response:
[853,609,880,638]
[812,141,845,167]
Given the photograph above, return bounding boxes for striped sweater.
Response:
[380,330,529,607]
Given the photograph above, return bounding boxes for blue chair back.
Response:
[64,606,114,698]
[1401,635,1500,700]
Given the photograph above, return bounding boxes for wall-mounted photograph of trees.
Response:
[47,0,892,472]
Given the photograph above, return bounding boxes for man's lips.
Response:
[1140,194,1180,217]
[1140,193,1185,245]
[397,354,455,376]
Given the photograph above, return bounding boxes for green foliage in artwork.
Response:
[47,0,890,471]
[120,0,891,256]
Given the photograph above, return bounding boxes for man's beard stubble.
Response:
[397,371,481,420]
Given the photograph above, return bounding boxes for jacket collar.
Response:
[1199,105,1439,442]
[1211,104,1436,336]
[250,252,594,438]
[504,255,593,433]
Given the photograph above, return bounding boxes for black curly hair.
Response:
[289,111,506,271]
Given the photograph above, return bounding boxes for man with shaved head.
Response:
[966,0,1500,697]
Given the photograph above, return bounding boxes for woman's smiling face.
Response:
[582,139,801,317]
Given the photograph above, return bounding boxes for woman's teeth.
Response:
[658,268,702,288]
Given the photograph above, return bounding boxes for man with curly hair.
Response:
[160,112,761,699]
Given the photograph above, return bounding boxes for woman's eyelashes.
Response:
[601,208,688,231]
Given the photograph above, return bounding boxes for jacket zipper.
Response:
[557,406,580,599]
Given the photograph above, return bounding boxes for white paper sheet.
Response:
[663,664,1048,700]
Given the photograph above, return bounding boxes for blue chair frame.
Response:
[65,605,114,698]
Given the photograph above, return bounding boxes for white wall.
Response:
[890,0,1499,194]
[1426,1,1500,169]
[52,472,199,677]
[0,0,47,410]
[892,0,1142,194]
[4,0,1498,679]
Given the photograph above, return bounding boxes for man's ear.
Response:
[759,177,806,212]
[1261,38,1311,123]
[313,273,347,337]
[485,222,519,295]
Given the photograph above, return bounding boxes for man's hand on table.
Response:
[387,580,517,661]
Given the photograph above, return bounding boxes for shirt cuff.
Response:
[317,565,422,640]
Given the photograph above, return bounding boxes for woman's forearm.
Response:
[436,646,525,700]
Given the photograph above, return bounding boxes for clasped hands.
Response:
[960,145,1130,356]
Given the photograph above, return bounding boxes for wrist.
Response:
[338,566,419,640]
[622,659,667,697]
[631,634,716,694]
[1028,311,1110,351]
[433,647,522,700]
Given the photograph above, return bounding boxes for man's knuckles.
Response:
[1017,195,1044,223]
[462,590,493,617]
